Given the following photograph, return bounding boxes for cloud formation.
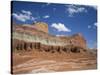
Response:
[94,22,97,27]
[43,15,50,18]
[56,34,66,37]
[51,23,71,32]
[12,10,36,22]
[66,5,87,17]
[88,25,91,29]
[22,10,32,15]
[88,22,97,29]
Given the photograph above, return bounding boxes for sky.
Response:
[11,1,97,49]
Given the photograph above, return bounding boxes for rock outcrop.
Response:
[12,22,87,53]
[33,22,48,33]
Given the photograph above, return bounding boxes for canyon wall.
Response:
[12,22,87,53]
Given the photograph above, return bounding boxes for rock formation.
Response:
[12,22,87,53]
[33,22,48,33]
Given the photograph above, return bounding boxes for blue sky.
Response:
[12,1,97,48]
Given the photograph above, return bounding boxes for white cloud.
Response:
[22,10,32,15]
[12,13,29,22]
[56,35,66,37]
[94,22,97,27]
[88,25,91,29]
[66,5,87,17]
[51,23,71,32]
[43,15,50,18]
[88,22,97,29]
[12,10,36,22]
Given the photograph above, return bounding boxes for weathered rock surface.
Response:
[12,22,87,53]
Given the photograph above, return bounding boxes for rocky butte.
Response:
[12,22,88,53]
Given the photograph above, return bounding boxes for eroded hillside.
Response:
[12,22,97,74]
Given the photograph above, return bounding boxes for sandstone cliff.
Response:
[12,22,87,53]
[33,22,48,33]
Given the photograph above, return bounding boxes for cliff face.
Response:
[12,22,87,53]
[70,33,87,48]
[33,22,48,33]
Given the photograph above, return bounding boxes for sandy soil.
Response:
[12,50,97,74]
